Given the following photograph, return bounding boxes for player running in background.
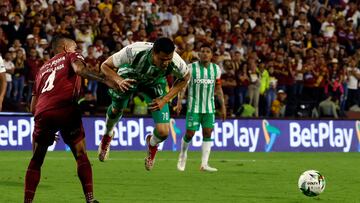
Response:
[98,37,190,171]
[176,44,226,172]
[24,36,130,203]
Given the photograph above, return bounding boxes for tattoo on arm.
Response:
[79,69,106,83]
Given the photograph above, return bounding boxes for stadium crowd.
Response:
[0,0,360,118]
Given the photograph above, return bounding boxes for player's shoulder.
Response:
[125,42,153,54]
[172,52,187,68]
[211,62,221,69]
[211,62,221,72]
[65,52,85,63]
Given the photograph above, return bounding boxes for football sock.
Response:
[201,138,212,167]
[24,159,42,203]
[180,135,192,155]
[149,129,166,147]
[76,154,94,202]
[105,105,122,136]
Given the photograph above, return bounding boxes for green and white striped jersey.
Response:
[112,42,188,85]
[187,61,221,113]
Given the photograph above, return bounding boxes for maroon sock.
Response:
[77,154,93,202]
[24,160,41,203]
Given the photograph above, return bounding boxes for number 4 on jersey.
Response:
[41,70,56,93]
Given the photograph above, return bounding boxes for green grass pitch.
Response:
[0,151,359,203]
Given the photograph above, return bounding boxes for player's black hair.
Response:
[200,43,213,52]
[153,37,175,54]
[51,35,69,51]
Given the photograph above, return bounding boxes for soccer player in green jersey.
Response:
[98,37,190,171]
[176,44,226,172]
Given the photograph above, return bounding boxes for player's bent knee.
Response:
[156,127,170,137]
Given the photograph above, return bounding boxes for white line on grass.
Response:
[0,156,256,162]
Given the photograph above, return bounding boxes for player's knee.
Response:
[30,156,45,169]
[157,127,169,137]
[203,129,213,138]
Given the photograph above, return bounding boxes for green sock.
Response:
[105,105,122,136]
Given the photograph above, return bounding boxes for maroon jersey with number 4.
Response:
[33,52,85,117]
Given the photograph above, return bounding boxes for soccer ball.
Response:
[298,170,326,197]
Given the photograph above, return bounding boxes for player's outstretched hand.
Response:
[148,98,166,112]
[116,78,136,92]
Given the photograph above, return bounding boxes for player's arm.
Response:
[176,83,188,115]
[215,79,226,121]
[148,71,190,112]
[164,71,190,103]
[72,59,116,89]
[100,48,136,92]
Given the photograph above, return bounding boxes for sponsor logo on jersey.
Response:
[193,79,214,84]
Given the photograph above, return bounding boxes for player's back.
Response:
[33,52,83,117]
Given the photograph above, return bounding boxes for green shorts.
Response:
[186,112,215,131]
[108,78,170,123]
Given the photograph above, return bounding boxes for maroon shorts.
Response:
[33,105,85,146]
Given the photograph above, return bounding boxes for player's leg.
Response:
[69,138,97,203]
[200,113,217,172]
[177,112,200,171]
[144,104,171,171]
[98,92,130,162]
[24,116,55,203]
[24,142,48,203]
[62,116,98,203]
[141,80,170,170]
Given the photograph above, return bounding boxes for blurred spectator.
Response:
[271,89,287,118]
[235,62,249,112]
[75,0,89,12]
[6,13,26,44]
[122,31,135,47]
[247,59,260,117]
[12,49,26,103]
[36,38,48,58]
[3,51,14,100]
[180,43,197,63]
[238,97,255,117]
[78,90,97,116]
[258,63,270,117]
[169,6,182,36]
[98,0,112,12]
[345,57,360,110]
[0,27,8,55]
[222,59,237,117]
[85,46,99,99]
[133,93,148,115]
[75,21,93,56]
[318,94,339,119]
[266,64,277,117]
[25,48,42,103]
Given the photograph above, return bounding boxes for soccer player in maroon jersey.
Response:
[23,37,135,203]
